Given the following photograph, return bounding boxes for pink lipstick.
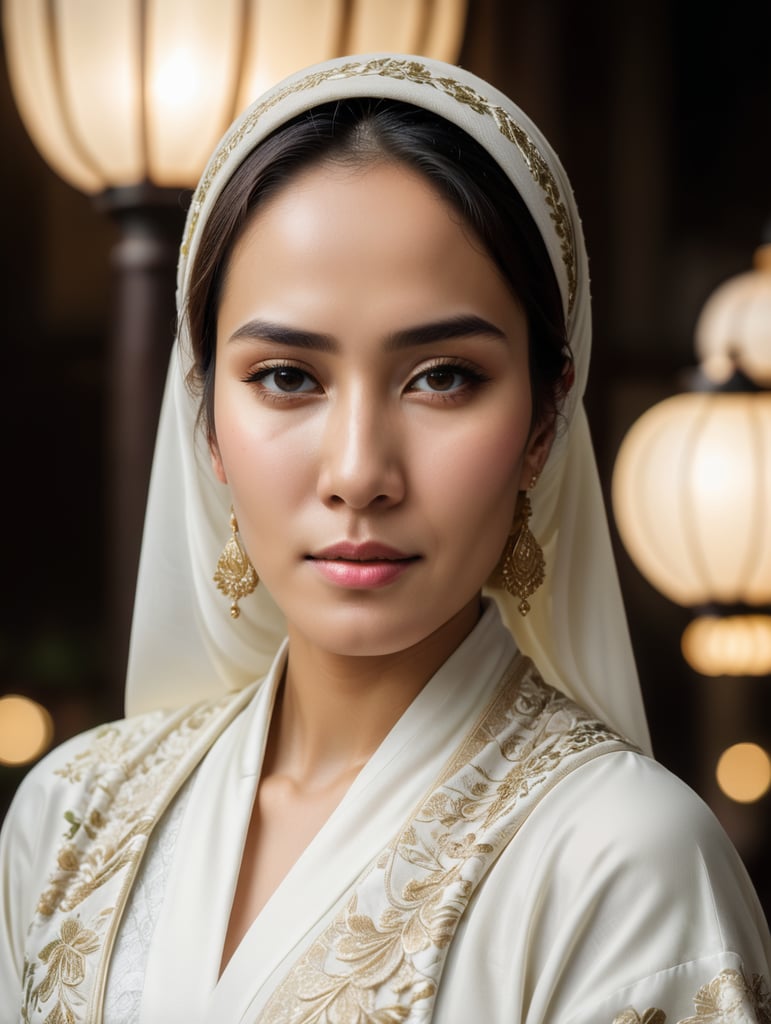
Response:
[308,542,419,589]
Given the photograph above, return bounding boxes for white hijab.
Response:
[125,54,652,754]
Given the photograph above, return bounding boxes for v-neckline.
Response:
[138,603,517,1023]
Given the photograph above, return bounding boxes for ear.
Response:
[518,415,556,490]
[209,433,228,484]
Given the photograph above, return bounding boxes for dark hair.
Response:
[185,98,571,437]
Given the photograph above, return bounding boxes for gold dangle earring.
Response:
[213,507,258,618]
[498,483,545,616]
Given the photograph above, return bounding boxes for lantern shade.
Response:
[681,615,771,676]
[611,391,771,607]
[695,244,771,388]
[2,0,469,194]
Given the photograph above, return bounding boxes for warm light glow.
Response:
[151,49,199,110]
[716,743,771,803]
[0,694,54,766]
[695,244,771,387]
[2,0,469,194]
[612,392,771,607]
[682,615,771,676]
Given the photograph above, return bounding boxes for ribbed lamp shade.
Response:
[2,0,469,194]
[695,244,771,388]
[612,391,771,607]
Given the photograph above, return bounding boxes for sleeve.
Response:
[0,767,47,997]
[535,752,771,1024]
[0,728,103,1014]
[437,750,771,1024]
[567,956,771,1024]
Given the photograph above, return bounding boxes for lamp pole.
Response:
[1,0,469,719]
[95,185,188,705]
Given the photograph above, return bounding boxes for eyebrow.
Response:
[228,314,507,352]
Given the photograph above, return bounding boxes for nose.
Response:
[316,387,406,510]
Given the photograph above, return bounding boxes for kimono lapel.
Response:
[20,685,256,1024]
[255,658,636,1024]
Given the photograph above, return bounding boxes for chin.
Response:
[288,599,477,662]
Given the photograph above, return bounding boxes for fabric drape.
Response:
[125,53,651,754]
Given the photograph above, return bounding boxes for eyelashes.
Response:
[244,364,319,395]
[406,358,490,395]
[241,358,491,402]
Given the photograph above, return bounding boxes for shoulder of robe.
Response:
[447,748,771,1023]
[0,707,180,854]
[534,748,737,867]
[6,707,172,801]
[1,690,246,838]
[517,749,770,956]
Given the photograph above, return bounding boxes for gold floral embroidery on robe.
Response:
[259,661,632,1023]
[22,689,254,1024]
[681,968,771,1024]
[182,57,577,315]
[37,704,221,916]
[22,912,110,1024]
[612,966,771,1024]
[613,1011,666,1024]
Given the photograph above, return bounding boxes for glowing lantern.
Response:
[612,245,771,677]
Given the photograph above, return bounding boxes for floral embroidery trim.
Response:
[22,912,110,1024]
[613,1012,666,1024]
[22,688,255,1024]
[681,968,771,1024]
[181,57,577,315]
[611,966,771,1024]
[259,661,632,1023]
[37,701,228,918]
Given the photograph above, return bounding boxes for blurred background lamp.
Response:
[716,742,771,804]
[1,0,469,695]
[2,0,469,194]
[0,695,54,767]
[695,243,771,388]
[612,239,771,678]
[611,389,771,673]
[682,615,771,677]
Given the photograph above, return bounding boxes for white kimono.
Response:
[1,604,769,1023]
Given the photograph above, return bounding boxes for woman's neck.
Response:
[268,597,482,788]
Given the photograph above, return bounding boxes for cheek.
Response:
[212,392,318,533]
[416,408,529,539]
[448,402,528,488]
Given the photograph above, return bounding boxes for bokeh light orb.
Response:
[0,694,54,766]
[716,742,771,804]
[681,614,771,676]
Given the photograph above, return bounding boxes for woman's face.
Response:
[211,159,551,660]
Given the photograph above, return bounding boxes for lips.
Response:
[307,541,420,589]
[309,541,417,563]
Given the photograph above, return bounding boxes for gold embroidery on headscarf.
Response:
[181,58,577,314]
[611,966,771,1024]
[258,664,630,1022]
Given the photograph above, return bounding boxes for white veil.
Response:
[125,54,652,754]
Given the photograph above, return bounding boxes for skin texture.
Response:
[210,159,554,969]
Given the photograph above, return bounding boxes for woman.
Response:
[1,54,769,1023]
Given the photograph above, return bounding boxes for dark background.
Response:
[1,0,770,916]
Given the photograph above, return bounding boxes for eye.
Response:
[415,367,462,392]
[407,361,488,395]
[245,364,319,394]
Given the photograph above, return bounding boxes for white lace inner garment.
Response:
[103,776,194,1022]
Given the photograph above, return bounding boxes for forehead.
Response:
[221,159,517,320]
